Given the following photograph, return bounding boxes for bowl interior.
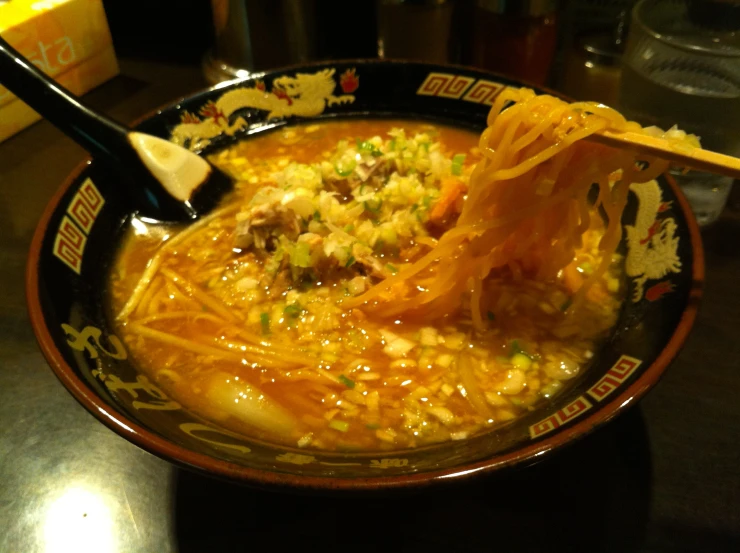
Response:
[27,61,702,489]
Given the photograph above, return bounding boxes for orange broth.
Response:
[110,120,623,451]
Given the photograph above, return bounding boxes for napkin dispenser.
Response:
[0,0,119,143]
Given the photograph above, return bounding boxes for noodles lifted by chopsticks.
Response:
[344,88,681,322]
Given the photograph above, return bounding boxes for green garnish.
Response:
[290,242,312,268]
[345,255,356,268]
[578,261,594,275]
[328,420,350,432]
[451,153,466,176]
[260,313,270,335]
[283,303,302,318]
[386,263,399,274]
[334,158,356,177]
[510,339,531,359]
[560,298,573,312]
[338,375,356,389]
[265,247,284,275]
[487,311,496,321]
[365,423,380,430]
[344,224,354,232]
[389,139,396,151]
[363,198,383,214]
[356,139,382,157]
[410,204,419,213]
[313,210,321,221]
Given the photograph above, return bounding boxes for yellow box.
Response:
[0,0,120,142]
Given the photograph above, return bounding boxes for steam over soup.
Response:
[111,119,624,451]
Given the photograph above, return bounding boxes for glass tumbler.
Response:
[619,0,740,226]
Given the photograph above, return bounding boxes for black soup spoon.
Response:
[0,36,232,221]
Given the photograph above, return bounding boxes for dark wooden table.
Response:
[1,60,738,553]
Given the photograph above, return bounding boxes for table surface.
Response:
[1,60,738,553]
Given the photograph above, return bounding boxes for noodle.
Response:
[133,310,228,326]
[159,267,240,323]
[117,204,239,319]
[346,89,676,320]
[110,113,696,451]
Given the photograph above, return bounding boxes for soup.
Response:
[110,119,624,451]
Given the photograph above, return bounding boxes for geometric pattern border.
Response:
[417,72,509,106]
[529,395,592,439]
[416,72,475,100]
[52,178,104,274]
[587,355,642,402]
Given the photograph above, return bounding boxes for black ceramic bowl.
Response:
[27,61,703,491]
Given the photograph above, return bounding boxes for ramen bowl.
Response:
[27,61,703,491]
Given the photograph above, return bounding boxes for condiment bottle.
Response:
[377,0,457,64]
[561,30,625,106]
[469,0,559,85]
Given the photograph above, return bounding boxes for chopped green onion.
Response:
[290,242,312,268]
[344,224,354,232]
[363,198,383,214]
[386,263,399,274]
[334,158,356,177]
[487,311,496,321]
[338,375,355,389]
[421,142,430,152]
[510,339,531,359]
[283,303,302,318]
[345,255,356,268]
[560,297,573,312]
[451,153,466,176]
[265,247,284,275]
[365,423,380,430]
[422,196,432,208]
[260,313,270,335]
[512,352,533,371]
[380,227,398,246]
[410,204,419,213]
[578,261,594,275]
[356,139,382,157]
[328,420,350,432]
[313,210,321,221]
[389,139,396,151]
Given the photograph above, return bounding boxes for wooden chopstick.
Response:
[588,130,740,179]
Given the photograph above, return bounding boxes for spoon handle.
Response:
[0,36,128,162]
